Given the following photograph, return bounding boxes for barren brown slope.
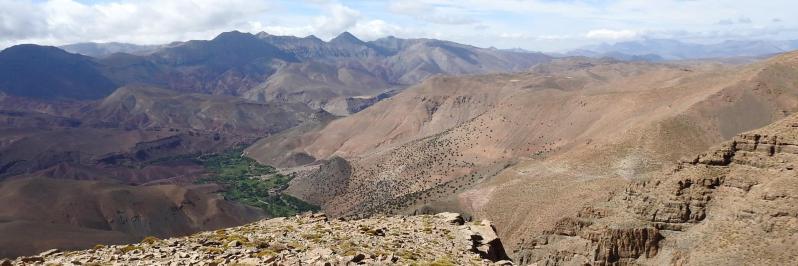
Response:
[380,39,551,85]
[0,177,263,259]
[514,110,798,265]
[242,60,401,114]
[462,51,798,252]
[85,85,331,135]
[247,52,798,241]
[250,57,737,166]
[0,85,333,180]
[0,127,239,180]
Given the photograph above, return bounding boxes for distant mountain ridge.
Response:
[569,38,798,61]
[60,42,161,58]
[2,31,551,114]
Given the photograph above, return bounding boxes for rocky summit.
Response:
[3,212,511,265]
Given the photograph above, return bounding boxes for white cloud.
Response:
[718,16,753,26]
[350,19,407,40]
[499,33,525,39]
[535,34,574,41]
[388,1,477,25]
[314,3,361,36]
[0,0,398,46]
[258,2,407,41]
[0,0,46,39]
[1,0,797,52]
[0,0,274,46]
[585,29,640,40]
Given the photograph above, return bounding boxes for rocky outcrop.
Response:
[5,212,512,265]
[465,220,511,261]
[516,219,663,265]
[589,227,662,264]
[515,114,798,265]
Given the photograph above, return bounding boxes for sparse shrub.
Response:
[202,247,224,254]
[398,249,419,261]
[287,240,305,251]
[301,232,324,243]
[118,245,143,254]
[224,234,249,244]
[427,256,457,266]
[140,236,159,245]
[255,249,277,257]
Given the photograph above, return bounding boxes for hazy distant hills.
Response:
[86,86,331,135]
[60,42,161,58]
[568,38,798,61]
[0,31,550,114]
[0,85,332,179]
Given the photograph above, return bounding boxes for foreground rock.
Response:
[6,212,511,265]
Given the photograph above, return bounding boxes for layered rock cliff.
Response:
[514,114,798,265]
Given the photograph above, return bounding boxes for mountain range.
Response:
[2,31,549,115]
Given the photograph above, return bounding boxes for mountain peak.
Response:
[0,44,116,100]
[1,44,71,57]
[0,44,97,65]
[255,31,272,38]
[330,31,364,45]
[212,31,257,42]
[304,35,322,41]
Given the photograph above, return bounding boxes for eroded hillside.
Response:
[0,178,263,259]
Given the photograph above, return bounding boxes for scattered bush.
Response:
[118,245,143,254]
[140,236,159,245]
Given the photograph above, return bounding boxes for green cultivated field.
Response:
[195,150,319,217]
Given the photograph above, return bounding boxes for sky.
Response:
[1,0,798,52]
